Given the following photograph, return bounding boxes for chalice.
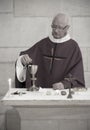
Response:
[28,65,39,91]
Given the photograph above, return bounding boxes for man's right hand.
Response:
[20,54,32,67]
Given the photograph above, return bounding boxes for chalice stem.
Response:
[32,75,36,88]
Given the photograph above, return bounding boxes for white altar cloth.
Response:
[2,88,90,106]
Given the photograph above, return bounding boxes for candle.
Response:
[8,78,12,91]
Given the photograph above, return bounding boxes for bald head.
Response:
[51,13,70,39]
[52,13,69,27]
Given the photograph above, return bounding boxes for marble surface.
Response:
[1,87,90,106]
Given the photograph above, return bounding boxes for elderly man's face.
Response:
[51,17,69,39]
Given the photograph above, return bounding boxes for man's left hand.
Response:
[52,82,64,90]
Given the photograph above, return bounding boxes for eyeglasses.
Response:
[51,24,67,30]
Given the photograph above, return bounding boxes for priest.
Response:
[15,13,85,89]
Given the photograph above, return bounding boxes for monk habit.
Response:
[15,37,85,89]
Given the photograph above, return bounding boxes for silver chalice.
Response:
[28,65,39,91]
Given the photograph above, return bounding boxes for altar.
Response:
[2,87,90,130]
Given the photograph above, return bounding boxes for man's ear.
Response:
[65,25,70,31]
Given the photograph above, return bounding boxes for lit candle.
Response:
[8,78,12,91]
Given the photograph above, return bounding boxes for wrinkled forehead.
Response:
[52,14,69,27]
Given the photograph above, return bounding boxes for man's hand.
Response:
[52,82,64,90]
[20,54,32,67]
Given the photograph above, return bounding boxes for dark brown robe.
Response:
[15,37,85,89]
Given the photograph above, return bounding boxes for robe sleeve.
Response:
[15,43,39,88]
[16,55,27,82]
[15,60,26,88]
[61,43,85,89]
